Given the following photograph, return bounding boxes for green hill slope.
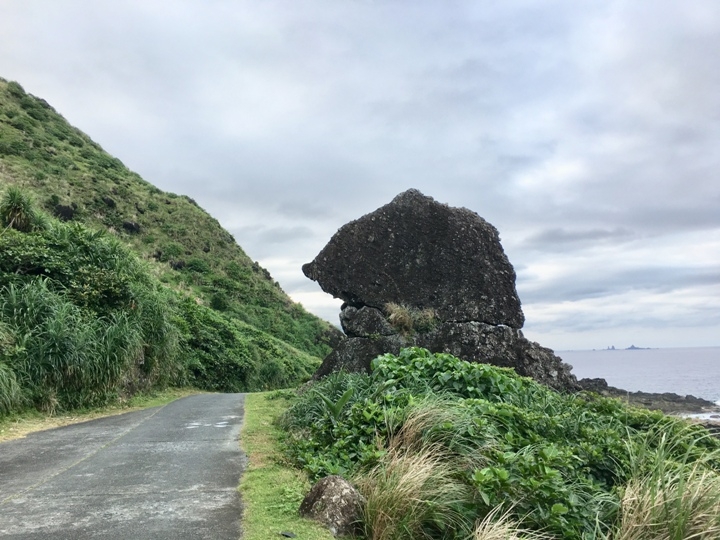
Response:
[0,193,324,413]
[0,77,340,358]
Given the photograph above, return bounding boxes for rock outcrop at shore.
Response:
[578,378,718,414]
[303,189,578,392]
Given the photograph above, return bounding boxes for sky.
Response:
[1,1,718,351]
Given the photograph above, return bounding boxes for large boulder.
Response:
[304,189,579,392]
[303,189,524,328]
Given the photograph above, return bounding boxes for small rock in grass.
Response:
[299,475,365,537]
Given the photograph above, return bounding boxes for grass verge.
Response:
[240,391,334,540]
[0,387,202,442]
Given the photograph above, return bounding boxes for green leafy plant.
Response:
[314,387,355,423]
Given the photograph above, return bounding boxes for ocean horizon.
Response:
[556,346,720,404]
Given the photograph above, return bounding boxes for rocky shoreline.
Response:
[577,377,720,415]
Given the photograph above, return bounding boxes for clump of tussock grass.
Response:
[609,429,720,540]
[355,443,475,540]
[385,303,414,335]
[612,464,720,540]
[385,303,438,335]
[355,400,492,540]
[386,395,495,463]
[473,507,553,540]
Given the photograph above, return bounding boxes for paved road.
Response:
[0,394,246,539]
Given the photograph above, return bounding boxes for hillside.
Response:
[0,77,340,358]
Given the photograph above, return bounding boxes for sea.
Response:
[556,347,720,405]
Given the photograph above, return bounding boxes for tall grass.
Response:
[473,507,552,540]
[355,399,499,540]
[608,429,720,540]
[613,465,720,540]
[0,360,24,414]
[0,185,324,417]
[125,284,179,388]
[356,443,475,540]
[0,279,167,412]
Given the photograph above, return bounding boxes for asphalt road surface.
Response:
[0,393,246,539]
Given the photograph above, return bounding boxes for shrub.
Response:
[6,80,26,98]
[158,241,184,262]
[210,292,229,311]
[0,187,42,232]
[185,257,210,273]
[0,125,28,157]
[176,298,319,393]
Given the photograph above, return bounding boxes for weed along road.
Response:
[0,394,246,539]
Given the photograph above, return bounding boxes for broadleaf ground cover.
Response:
[281,347,720,539]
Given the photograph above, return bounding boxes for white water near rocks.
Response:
[557,347,720,404]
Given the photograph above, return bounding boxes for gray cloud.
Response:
[519,265,720,304]
[524,227,634,250]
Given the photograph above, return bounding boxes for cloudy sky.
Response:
[1,1,719,351]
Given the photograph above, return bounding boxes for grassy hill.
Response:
[0,78,340,358]
[0,77,343,415]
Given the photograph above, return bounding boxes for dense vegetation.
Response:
[0,77,338,359]
[0,186,320,415]
[281,347,720,540]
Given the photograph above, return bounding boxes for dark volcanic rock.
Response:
[299,475,365,537]
[122,220,141,234]
[314,335,406,380]
[314,321,578,392]
[340,306,395,338]
[578,377,719,414]
[53,204,76,221]
[303,189,524,328]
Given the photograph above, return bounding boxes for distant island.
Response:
[605,345,651,350]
